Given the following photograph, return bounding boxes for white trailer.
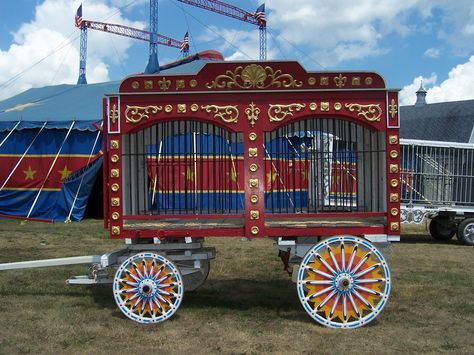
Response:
[400,139,474,245]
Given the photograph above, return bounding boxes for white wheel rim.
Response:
[464,223,474,243]
[113,252,183,323]
[297,236,390,328]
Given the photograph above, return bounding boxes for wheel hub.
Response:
[335,273,353,292]
[138,279,157,298]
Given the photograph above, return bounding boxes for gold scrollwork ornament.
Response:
[246,102,260,127]
[345,103,382,122]
[201,105,239,124]
[268,103,305,123]
[125,105,162,124]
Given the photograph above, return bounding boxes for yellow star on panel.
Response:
[23,166,36,180]
[266,170,278,185]
[58,166,72,181]
[182,167,194,182]
[227,168,238,182]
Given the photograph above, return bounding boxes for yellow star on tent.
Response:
[58,166,72,181]
[227,168,238,182]
[182,167,194,182]
[266,169,278,185]
[23,166,36,180]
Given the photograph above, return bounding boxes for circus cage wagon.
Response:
[0,60,401,328]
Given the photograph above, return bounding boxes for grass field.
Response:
[0,219,473,354]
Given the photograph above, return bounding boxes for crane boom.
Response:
[175,0,266,60]
[80,20,183,49]
[176,0,261,27]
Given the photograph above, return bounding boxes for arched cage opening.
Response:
[264,117,387,214]
[122,120,244,216]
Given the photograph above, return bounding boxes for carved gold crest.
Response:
[206,64,303,90]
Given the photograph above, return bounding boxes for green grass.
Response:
[0,219,473,354]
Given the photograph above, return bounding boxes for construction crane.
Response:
[175,0,267,60]
[74,4,189,84]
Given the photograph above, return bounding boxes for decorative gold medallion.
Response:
[390,150,398,159]
[365,77,373,85]
[111,226,121,235]
[309,102,318,111]
[268,103,305,122]
[390,179,399,188]
[131,81,139,89]
[389,135,398,144]
[390,208,399,217]
[111,198,120,207]
[352,77,361,86]
[176,80,185,90]
[390,222,399,232]
[111,169,120,178]
[249,179,259,188]
[189,79,198,88]
[111,183,120,192]
[320,102,330,112]
[389,98,398,119]
[177,104,186,113]
[334,102,342,111]
[144,80,153,89]
[250,194,258,204]
[164,105,173,113]
[390,193,399,202]
[308,77,316,85]
[110,140,119,149]
[191,104,199,112]
[249,163,258,172]
[111,212,120,221]
[250,210,260,220]
[389,164,399,173]
[248,148,258,157]
[248,132,257,141]
[320,77,329,86]
[250,226,259,235]
[111,154,119,163]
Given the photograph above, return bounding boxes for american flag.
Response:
[75,4,83,28]
[252,3,266,26]
[180,32,189,52]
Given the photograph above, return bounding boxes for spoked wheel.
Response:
[457,218,474,246]
[297,236,391,328]
[113,252,184,323]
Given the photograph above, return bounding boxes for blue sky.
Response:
[1,0,474,105]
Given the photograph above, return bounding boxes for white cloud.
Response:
[424,48,440,58]
[427,56,474,103]
[0,0,144,101]
[400,56,474,105]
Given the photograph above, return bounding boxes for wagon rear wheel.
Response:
[457,218,474,246]
[113,252,184,323]
[297,236,390,328]
[429,217,455,241]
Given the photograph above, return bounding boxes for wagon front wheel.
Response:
[457,218,474,246]
[297,236,391,328]
[113,252,184,323]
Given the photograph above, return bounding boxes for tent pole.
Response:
[26,121,75,220]
[0,121,47,192]
[65,125,102,223]
[0,121,21,148]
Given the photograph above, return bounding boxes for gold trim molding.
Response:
[201,104,239,124]
[268,103,305,122]
[345,103,382,122]
[206,64,303,90]
[125,105,162,124]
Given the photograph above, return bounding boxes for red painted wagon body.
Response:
[100,58,399,327]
